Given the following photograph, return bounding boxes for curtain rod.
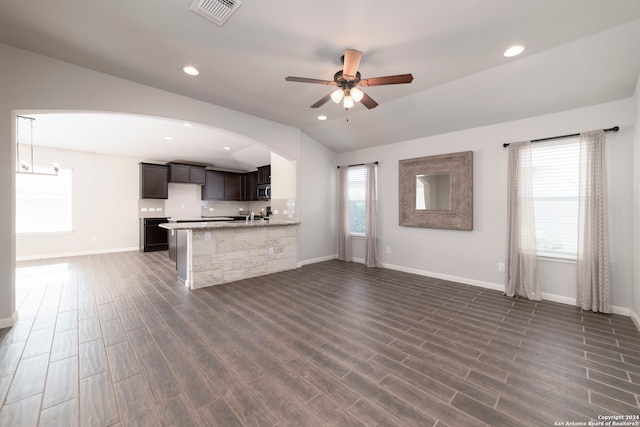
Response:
[502,126,619,148]
[337,161,378,169]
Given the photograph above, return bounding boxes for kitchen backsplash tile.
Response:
[201,200,269,217]
[138,199,166,217]
[269,198,296,223]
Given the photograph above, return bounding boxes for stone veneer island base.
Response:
[160,221,299,289]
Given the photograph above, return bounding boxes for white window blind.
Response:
[16,166,72,234]
[531,138,579,259]
[348,166,366,236]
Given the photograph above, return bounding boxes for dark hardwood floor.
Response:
[1,251,640,426]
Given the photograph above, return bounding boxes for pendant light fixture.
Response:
[16,115,59,176]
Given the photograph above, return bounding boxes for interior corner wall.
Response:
[0,104,16,326]
[0,42,303,325]
[337,98,635,311]
[632,73,640,324]
[299,132,337,264]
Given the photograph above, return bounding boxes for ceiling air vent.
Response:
[190,0,242,26]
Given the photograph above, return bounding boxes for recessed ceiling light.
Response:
[503,45,526,57]
[164,136,173,140]
[223,146,231,150]
[317,115,327,121]
[183,66,200,76]
[183,123,192,127]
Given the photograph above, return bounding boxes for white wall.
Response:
[16,147,140,259]
[338,99,635,312]
[271,152,297,200]
[0,43,315,326]
[633,74,640,325]
[166,183,202,219]
[299,132,337,263]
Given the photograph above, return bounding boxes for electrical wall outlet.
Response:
[268,247,274,255]
[205,232,211,241]
[386,247,391,254]
[498,263,506,272]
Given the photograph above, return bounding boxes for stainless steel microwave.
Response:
[257,184,270,200]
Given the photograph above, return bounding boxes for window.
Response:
[16,166,72,233]
[348,166,366,236]
[531,139,579,259]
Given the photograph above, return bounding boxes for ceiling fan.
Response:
[285,49,413,110]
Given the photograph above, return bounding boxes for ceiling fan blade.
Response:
[342,49,362,81]
[359,74,414,86]
[310,93,332,108]
[359,91,378,109]
[285,76,337,85]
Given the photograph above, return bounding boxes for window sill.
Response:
[537,255,576,264]
[350,234,365,239]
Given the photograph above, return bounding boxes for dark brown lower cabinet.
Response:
[139,218,168,252]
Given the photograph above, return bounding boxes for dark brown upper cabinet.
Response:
[257,165,271,185]
[202,170,246,201]
[202,170,225,200]
[224,173,242,201]
[243,171,259,201]
[189,166,206,184]
[140,163,168,199]
[168,162,206,185]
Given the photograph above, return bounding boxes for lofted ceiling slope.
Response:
[1,0,639,155]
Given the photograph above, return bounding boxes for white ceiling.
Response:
[1,0,640,158]
[20,112,271,171]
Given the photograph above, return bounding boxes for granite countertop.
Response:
[159,220,298,230]
[167,217,233,222]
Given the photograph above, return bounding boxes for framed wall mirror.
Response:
[399,151,473,230]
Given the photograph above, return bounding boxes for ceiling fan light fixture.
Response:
[351,88,364,102]
[330,89,344,104]
[343,95,354,109]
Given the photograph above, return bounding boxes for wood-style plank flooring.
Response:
[2,251,640,426]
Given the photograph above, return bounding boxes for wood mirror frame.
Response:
[399,151,473,230]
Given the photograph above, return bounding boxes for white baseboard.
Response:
[541,292,629,316]
[540,292,577,306]
[380,261,631,316]
[379,262,504,292]
[630,310,640,332]
[300,255,337,266]
[0,311,19,329]
[16,247,138,262]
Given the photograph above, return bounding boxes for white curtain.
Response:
[505,141,542,300]
[577,130,611,313]
[364,162,379,267]
[337,166,352,262]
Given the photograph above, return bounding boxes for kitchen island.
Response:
[160,220,299,289]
